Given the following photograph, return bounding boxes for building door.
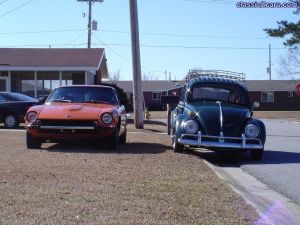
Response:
[0,77,8,92]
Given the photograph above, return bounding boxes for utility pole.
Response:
[268,44,272,80]
[129,0,144,129]
[77,0,103,48]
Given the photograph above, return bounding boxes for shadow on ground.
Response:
[127,119,166,126]
[45,141,170,154]
[187,148,300,167]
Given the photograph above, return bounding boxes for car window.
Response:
[0,94,7,102]
[6,92,38,102]
[188,85,247,105]
[48,87,119,105]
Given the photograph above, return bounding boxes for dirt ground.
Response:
[0,124,259,225]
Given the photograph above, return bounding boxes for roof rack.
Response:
[186,69,246,82]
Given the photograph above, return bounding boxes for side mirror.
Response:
[37,96,47,104]
[253,101,260,108]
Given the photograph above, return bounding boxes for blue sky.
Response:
[0,0,298,80]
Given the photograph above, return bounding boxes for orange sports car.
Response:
[25,85,127,150]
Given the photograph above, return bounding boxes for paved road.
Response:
[241,119,300,205]
[197,119,300,206]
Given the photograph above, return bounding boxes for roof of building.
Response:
[246,80,300,92]
[113,80,186,92]
[0,48,106,71]
[113,79,300,92]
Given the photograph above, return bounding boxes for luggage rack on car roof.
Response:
[186,69,246,82]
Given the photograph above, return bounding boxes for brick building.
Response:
[115,80,300,111]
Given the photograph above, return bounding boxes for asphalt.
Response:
[190,119,300,225]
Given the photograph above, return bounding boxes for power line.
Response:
[0,43,87,48]
[0,0,9,5]
[91,42,285,50]
[65,31,88,45]
[184,0,235,5]
[0,0,35,19]
[0,27,270,41]
[0,29,86,35]
[97,29,269,40]
[92,34,165,73]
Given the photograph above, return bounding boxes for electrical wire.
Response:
[96,29,269,40]
[184,0,235,5]
[0,29,86,35]
[92,34,166,73]
[0,0,9,5]
[0,0,35,19]
[92,42,285,50]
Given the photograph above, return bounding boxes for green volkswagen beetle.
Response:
[170,75,266,160]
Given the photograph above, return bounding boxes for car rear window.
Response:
[7,92,38,102]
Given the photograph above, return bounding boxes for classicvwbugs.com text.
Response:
[236,1,299,8]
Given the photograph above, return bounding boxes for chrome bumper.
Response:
[177,131,263,150]
[26,124,95,130]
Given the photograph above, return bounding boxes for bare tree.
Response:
[142,72,158,80]
[278,48,300,79]
[109,70,121,83]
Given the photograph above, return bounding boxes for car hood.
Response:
[37,103,114,120]
[186,102,250,136]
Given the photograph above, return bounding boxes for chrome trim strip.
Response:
[39,126,95,130]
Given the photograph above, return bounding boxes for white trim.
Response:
[0,77,9,91]
[34,71,37,98]
[59,71,62,86]
[0,66,98,72]
[261,91,274,103]
[85,71,88,84]
[7,71,11,92]
[97,51,105,70]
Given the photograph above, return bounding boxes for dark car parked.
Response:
[0,92,39,128]
[170,72,266,160]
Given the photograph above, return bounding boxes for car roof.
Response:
[56,85,115,90]
[187,77,247,90]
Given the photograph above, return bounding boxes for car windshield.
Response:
[6,92,38,102]
[187,84,248,105]
[47,86,119,105]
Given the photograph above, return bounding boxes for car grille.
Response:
[39,120,96,128]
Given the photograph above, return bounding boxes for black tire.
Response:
[107,129,120,150]
[171,127,184,153]
[4,114,19,129]
[119,128,127,144]
[26,131,41,149]
[251,149,264,161]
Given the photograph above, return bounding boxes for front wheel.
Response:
[251,148,264,161]
[26,131,41,149]
[107,129,120,150]
[171,127,184,153]
[4,114,19,129]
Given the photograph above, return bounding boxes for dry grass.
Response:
[0,127,258,225]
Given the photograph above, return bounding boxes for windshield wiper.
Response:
[84,100,110,104]
[49,99,72,103]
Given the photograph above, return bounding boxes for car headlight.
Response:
[183,120,198,134]
[27,111,37,123]
[245,124,260,138]
[102,113,113,124]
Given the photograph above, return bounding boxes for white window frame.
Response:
[261,91,274,103]
[152,92,160,100]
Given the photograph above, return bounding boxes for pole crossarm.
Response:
[77,0,103,2]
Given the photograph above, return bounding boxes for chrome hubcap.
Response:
[5,116,16,127]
